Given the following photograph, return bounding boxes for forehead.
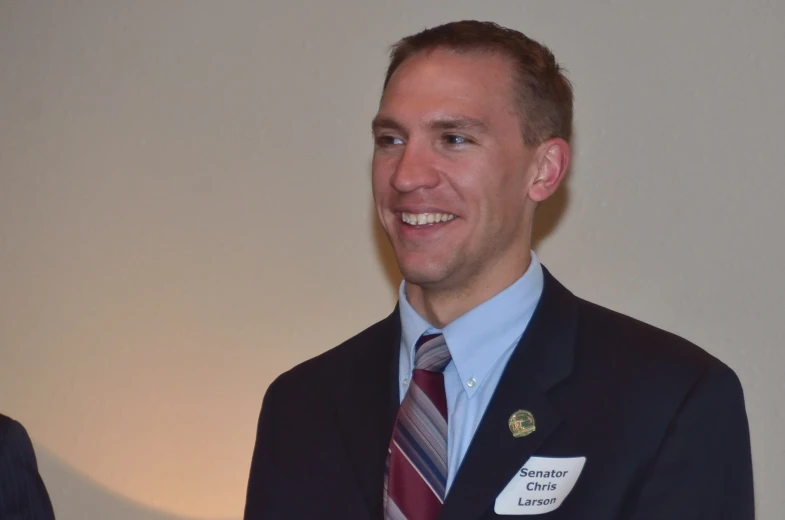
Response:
[377,48,518,124]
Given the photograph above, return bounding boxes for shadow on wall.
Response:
[531,178,570,251]
[34,444,239,520]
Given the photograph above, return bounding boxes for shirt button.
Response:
[466,378,476,388]
[402,378,410,387]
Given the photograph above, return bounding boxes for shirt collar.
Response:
[398,252,544,398]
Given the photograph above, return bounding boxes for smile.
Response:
[400,212,456,226]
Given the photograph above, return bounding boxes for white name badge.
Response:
[494,456,586,515]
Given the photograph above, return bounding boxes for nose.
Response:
[389,140,440,193]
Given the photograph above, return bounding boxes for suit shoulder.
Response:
[267,311,398,396]
[0,413,11,429]
[565,297,748,429]
[0,414,25,440]
[575,297,728,381]
[0,415,35,456]
[0,414,13,440]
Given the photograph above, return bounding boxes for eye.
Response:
[375,135,404,147]
[443,134,469,145]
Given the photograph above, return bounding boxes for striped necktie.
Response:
[384,333,451,520]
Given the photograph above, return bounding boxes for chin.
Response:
[398,263,452,289]
[393,248,460,289]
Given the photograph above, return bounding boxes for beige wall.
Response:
[1,1,783,518]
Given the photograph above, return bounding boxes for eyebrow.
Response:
[371,116,405,134]
[428,117,489,133]
[371,115,489,134]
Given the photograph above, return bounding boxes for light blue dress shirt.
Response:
[397,252,544,493]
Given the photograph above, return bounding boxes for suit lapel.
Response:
[331,309,401,519]
[439,269,578,520]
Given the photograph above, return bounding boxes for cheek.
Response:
[468,171,524,225]
[370,168,387,199]
[449,160,509,210]
[371,156,394,193]
[371,169,396,224]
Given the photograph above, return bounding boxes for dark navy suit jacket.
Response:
[244,268,754,519]
[0,415,55,520]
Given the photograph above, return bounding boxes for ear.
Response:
[528,138,570,203]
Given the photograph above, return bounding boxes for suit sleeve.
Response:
[243,379,284,520]
[627,363,754,520]
[0,419,56,520]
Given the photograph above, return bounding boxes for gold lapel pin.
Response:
[508,410,536,438]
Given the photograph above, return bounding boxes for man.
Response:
[0,414,56,519]
[244,20,753,519]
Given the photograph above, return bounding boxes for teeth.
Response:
[401,212,456,226]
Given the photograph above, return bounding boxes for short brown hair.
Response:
[383,20,573,146]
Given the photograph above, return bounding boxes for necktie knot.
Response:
[414,333,451,373]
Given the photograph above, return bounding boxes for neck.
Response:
[405,249,532,328]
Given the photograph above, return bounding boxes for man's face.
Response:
[372,48,540,294]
